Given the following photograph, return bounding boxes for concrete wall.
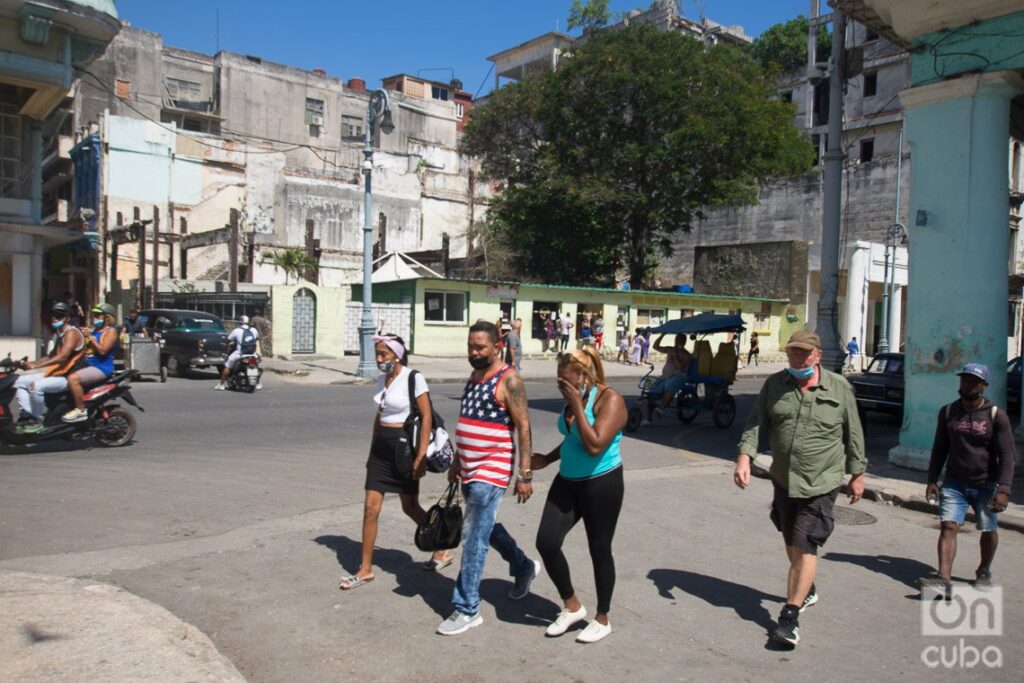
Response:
[269,281,347,358]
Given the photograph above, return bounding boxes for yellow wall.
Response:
[271,281,347,357]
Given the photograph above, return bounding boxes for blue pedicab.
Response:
[624,313,744,432]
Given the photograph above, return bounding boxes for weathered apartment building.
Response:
[48,25,486,307]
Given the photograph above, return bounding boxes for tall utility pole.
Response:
[814,9,847,372]
[151,205,159,308]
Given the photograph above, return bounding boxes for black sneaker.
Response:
[800,584,818,613]
[975,568,993,587]
[773,604,800,646]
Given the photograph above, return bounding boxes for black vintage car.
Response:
[848,352,904,420]
[138,309,229,377]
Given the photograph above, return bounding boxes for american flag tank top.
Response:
[455,364,515,488]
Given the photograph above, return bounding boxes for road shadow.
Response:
[647,567,781,636]
[314,535,559,625]
[822,552,936,590]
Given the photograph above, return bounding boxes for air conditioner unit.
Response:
[310,114,324,126]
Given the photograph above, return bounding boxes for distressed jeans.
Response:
[15,374,68,420]
[451,481,533,616]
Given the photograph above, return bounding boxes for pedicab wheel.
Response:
[625,404,643,433]
[712,393,737,429]
[676,395,698,423]
[93,408,137,447]
[159,365,168,383]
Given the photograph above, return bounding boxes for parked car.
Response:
[849,352,904,420]
[138,309,229,378]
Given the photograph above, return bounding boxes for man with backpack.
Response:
[925,363,1015,590]
[216,315,261,391]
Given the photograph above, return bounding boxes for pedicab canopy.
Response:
[648,313,745,336]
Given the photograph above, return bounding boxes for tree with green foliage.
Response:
[751,16,832,73]
[261,247,317,285]
[567,0,610,33]
[462,23,814,289]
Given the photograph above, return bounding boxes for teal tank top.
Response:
[556,387,623,480]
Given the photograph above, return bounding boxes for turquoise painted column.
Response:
[891,73,1023,470]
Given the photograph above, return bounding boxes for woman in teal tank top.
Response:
[530,347,627,643]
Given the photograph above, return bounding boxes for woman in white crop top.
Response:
[339,334,454,590]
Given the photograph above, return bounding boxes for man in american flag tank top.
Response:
[437,321,542,636]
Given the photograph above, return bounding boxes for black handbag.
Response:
[415,481,463,551]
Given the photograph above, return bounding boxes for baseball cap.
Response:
[785,330,821,351]
[90,303,115,316]
[957,363,990,384]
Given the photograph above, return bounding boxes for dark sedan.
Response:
[849,352,904,419]
[139,309,229,377]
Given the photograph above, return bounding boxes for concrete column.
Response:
[843,242,870,366]
[889,285,903,351]
[891,72,1024,470]
[29,122,43,222]
[11,254,32,335]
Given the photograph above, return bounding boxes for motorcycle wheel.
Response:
[712,393,737,429]
[625,404,642,433]
[93,408,137,447]
[676,395,698,423]
[159,365,168,383]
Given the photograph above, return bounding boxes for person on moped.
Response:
[62,303,119,423]
[216,315,261,390]
[645,333,693,423]
[13,302,87,433]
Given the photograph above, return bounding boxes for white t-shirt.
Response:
[374,366,429,424]
[560,315,573,335]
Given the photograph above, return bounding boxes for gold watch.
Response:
[517,469,533,482]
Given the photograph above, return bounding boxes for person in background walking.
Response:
[845,337,860,372]
[617,328,632,365]
[533,347,626,643]
[747,332,760,367]
[639,330,651,365]
[924,363,1015,592]
[559,312,574,353]
[629,328,643,366]
[580,314,593,347]
[544,314,556,354]
[250,308,272,357]
[339,334,453,590]
[734,330,865,648]
[506,318,524,373]
[438,321,541,636]
[593,315,605,353]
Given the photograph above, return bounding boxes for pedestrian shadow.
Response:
[647,568,781,636]
[822,552,934,590]
[314,534,452,618]
[479,578,561,628]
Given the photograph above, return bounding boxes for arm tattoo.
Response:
[505,374,533,465]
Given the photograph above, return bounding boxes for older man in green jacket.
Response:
[733,329,866,648]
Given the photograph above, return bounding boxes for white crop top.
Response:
[374,366,429,424]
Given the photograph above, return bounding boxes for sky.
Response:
[116,0,813,98]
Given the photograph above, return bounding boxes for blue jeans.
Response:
[940,480,998,532]
[451,481,533,616]
[651,373,688,399]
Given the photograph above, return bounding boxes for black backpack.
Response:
[240,326,257,354]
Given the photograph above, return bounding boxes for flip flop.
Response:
[422,556,454,572]
[339,574,374,590]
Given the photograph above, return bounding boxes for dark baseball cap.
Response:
[957,363,990,384]
[785,330,821,351]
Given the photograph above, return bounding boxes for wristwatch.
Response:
[517,469,533,483]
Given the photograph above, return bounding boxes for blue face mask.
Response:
[93,319,105,328]
[51,320,65,330]
[787,365,816,380]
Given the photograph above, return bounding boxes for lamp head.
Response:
[379,109,395,135]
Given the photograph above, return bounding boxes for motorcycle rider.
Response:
[215,315,261,391]
[62,303,119,423]
[14,302,87,433]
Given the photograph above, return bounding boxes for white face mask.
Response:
[377,361,395,374]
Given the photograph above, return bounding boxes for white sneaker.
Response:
[436,611,483,636]
[576,619,612,643]
[255,383,263,391]
[61,408,88,423]
[546,606,588,637]
[213,384,226,391]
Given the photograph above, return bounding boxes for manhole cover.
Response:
[833,506,877,525]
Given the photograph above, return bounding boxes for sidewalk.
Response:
[262,353,789,385]
[0,570,246,683]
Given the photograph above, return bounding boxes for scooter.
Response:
[0,355,144,448]
[225,353,262,393]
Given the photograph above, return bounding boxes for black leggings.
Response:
[535,466,624,614]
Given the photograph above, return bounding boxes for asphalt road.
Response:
[1,373,1019,681]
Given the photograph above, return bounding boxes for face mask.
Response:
[787,365,816,380]
[469,356,491,370]
[93,319,105,328]
[377,361,395,374]
[958,388,984,401]
[51,320,65,330]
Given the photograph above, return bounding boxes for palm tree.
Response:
[261,248,317,285]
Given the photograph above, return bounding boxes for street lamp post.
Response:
[877,222,905,354]
[358,89,395,379]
